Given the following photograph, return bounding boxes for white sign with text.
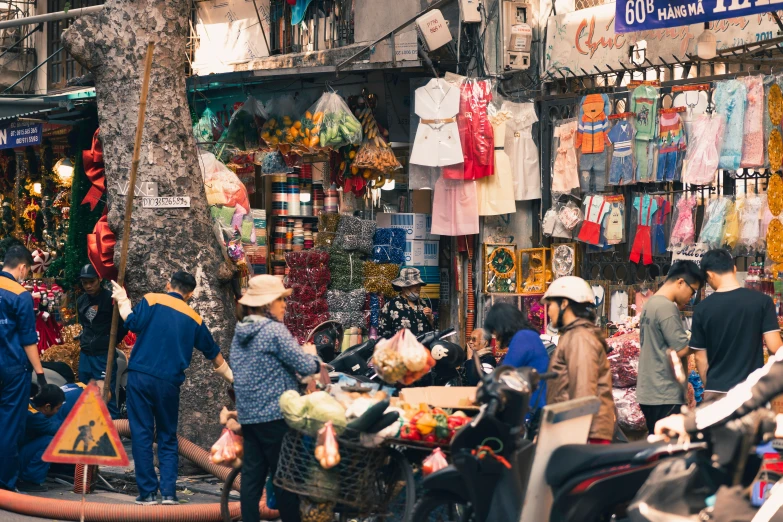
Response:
[141,196,191,209]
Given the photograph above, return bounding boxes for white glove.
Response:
[215,360,234,383]
[111,281,133,320]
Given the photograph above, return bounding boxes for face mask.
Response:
[406,291,420,302]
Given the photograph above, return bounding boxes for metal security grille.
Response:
[538,80,769,284]
[574,0,613,11]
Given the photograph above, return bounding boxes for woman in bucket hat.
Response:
[230,275,322,522]
[378,267,435,338]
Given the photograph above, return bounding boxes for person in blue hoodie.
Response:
[231,275,322,522]
[484,303,550,424]
[16,384,65,492]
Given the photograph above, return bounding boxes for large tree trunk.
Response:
[63,1,235,447]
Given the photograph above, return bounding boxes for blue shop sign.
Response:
[616,0,783,33]
[0,121,42,149]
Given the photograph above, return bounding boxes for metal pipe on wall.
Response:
[0,5,105,31]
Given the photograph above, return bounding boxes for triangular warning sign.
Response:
[42,382,129,466]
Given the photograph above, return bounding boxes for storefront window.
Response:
[47,0,104,91]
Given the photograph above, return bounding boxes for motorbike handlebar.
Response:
[485,398,500,418]
[538,371,558,381]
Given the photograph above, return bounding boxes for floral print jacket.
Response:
[378,296,434,339]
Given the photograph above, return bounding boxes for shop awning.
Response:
[0,87,95,124]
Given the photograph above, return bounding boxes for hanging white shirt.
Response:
[410,78,464,167]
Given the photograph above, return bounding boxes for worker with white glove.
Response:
[116,271,232,506]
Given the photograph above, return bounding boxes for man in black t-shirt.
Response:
[76,264,127,418]
[689,249,782,402]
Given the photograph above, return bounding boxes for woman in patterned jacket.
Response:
[230,275,322,522]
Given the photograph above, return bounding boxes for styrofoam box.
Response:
[376,213,439,240]
[404,240,439,267]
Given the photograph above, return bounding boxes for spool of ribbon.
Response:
[87,213,118,280]
[82,129,105,211]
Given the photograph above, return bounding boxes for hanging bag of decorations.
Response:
[363,262,400,297]
[301,92,363,151]
[315,213,341,249]
[192,107,225,146]
[334,215,376,254]
[217,96,268,155]
[329,250,365,292]
[372,228,406,265]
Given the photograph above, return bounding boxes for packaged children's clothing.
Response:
[669,195,697,251]
[577,194,611,246]
[655,111,686,182]
[631,85,659,183]
[651,195,671,255]
[551,119,580,194]
[607,118,635,185]
[682,113,725,186]
[699,197,731,249]
[712,79,747,171]
[630,194,659,265]
[741,76,764,168]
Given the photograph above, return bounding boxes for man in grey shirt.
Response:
[637,261,705,434]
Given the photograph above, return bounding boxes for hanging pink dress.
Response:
[741,76,764,168]
[431,176,480,236]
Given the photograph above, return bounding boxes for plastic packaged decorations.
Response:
[218,96,268,153]
[329,250,365,291]
[372,329,436,385]
[372,228,406,265]
[305,92,363,150]
[315,213,341,249]
[327,288,367,329]
[284,250,331,344]
[334,215,376,254]
[198,151,251,214]
[607,331,640,388]
[363,262,400,297]
[193,107,224,144]
[612,387,646,432]
[259,151,294,175]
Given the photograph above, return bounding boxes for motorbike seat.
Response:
[546,440,656,488]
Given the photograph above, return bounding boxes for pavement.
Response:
[0,439,243,522]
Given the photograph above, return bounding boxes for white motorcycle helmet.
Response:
[542,276,595,328]
[542,276,595,304]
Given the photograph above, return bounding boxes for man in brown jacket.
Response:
[543,277,615,443]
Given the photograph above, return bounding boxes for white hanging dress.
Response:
[502,101,541,201]
[410,78,464,167]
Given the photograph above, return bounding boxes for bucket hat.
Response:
[391,267,425,290]
[238,275,292,308]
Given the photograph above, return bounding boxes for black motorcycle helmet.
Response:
[307,320,344,363]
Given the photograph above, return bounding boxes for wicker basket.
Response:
[274,429,388,510]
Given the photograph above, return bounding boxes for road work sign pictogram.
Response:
[42,382,129,466]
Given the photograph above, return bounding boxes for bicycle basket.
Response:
[274,429,388,510]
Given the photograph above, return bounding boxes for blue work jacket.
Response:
[0,271,37,370]
[125,292,221,385]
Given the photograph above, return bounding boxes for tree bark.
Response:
[63,1,235,447]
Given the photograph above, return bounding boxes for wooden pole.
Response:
[102,43,155,404]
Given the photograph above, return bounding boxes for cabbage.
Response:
[280,390,309,431]
[306,392,347,434]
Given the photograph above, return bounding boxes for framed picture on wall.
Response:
[551,242,579,279]
[484,243,518,293]
[518,247,551,295]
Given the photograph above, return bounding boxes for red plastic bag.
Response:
[315,421,341,469]
[210,428,244,467]
[422,448,448,476]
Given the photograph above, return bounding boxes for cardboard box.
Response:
[411,189,433,214]
[400,386,479,410]
[404,240,439,267]
[377,213,438,240]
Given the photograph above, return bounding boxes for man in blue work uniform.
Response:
[111,271,233,505]
[77,264,127,418]
[16,384,65,492]
[0,245,47,492]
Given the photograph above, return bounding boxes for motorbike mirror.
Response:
[666,349,689,398]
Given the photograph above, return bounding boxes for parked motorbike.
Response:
[629,352,781,522]
[414,355,697,522]
[315,326,466,387]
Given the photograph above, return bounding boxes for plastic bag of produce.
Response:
[210,428,244,467]
[303,92,363,151]
[198,151,251,214]
[193,107,224,144]
[353,143,402,174]
[372,329,435,385]
[261,95,309,151]
[315,421,341,469]
[218,96,268,152]
[422,448,449,476]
